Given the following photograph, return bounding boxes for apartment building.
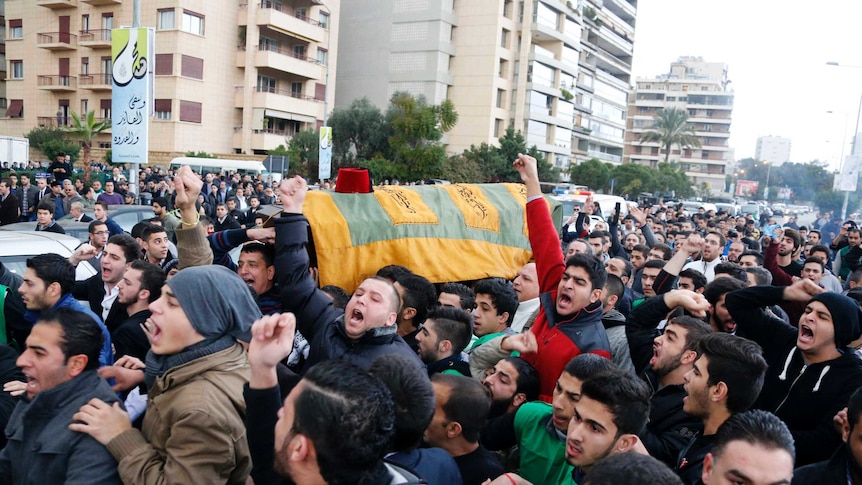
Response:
[755,135,791,166]
[625,57,734,193]
[1,0,337,160]
[335,0,636,178]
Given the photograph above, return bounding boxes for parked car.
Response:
[714,203,740,217]
[0,231,97,281]
[0,220,92,243]
[60,205,156,233]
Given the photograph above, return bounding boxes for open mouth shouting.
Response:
[798,324,815,346]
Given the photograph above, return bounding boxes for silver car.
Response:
[0,231,97,281]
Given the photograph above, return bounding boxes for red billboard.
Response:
[735,180,759,198]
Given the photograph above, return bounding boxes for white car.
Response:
[0,231,97,281]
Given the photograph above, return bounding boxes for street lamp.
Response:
[826,61,862,220]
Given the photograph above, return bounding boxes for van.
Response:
[168,157,270,178]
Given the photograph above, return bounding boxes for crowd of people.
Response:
[0,152,859,484]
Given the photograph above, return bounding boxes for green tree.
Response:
[569,158,612,191]
[442,153,484,183]
[185,151,216,158]
[287,129,319,179]
[493,128,558,182]
[610,163,655,197]
[25,126,80,163]
[386,92,458,181]
[639,108,701,162]
[327,97,389,164]
[461,142,508,182]
[646,162,694,199]
[66,111,110,166]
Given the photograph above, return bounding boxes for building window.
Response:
[8,20,23,39]
[155,99,172,120]
[81,15,90,32]
[499,59,508,77]
[180,55,203,80]
[181,11,204,35]
[496,89,505,108]
[179,100,202,123]
[501,29,509,48]
[291,82,303,98]
[293,45,306,59]
[257,75,276,93]
[319,12,329,29]
[158,9,175,30]
[102,14,114,31]
[6,100,23,118]
[10,61,23,79]
[155,54,173,75]
[100,99,111,119]
[494,119,503,138]
[316,48,327,65]
[81,99,89,114]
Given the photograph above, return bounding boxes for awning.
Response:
[6,100,22,118]
[264,109,315,124]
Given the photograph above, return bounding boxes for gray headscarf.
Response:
[144,265,261,388]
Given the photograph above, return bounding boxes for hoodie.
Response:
[601,309,634,373]
[726,286,862,466]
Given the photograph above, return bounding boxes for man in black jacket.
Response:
[626,289,712,468]
[726,279,862,466]
[274,175,420,370]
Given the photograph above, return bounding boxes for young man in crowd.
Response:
[437,282,476,311]
[426,374,505,485]
[415,305,473,376]
[111,259,164,361]
[511,262,541,333]
[501,151,610,402]
[726,278,862,465]
[675,332,768,483]
[481,357,540,420]
[466,278,519,377]
[34,201,65,234]
[682,231,726,283]
[701,410,795,485]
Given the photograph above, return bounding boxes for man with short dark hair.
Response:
[70,233,140,333]
[600,274,634,373]
[34,200,65,234]
[140,224,174,268]
[214,203,241,231]
[427,374,505,485]
[93,201,123,236]
[416,305,473,376]
[468,277,518,354]
[49,152,72,181]
[566,368,652,484]
[481,357,540,419]
[0,309,121,483]
[703,277,748,333]
[112,259,164,361]
[511,262,541,333]
[738,250,764,268]
[584,452,683,485]
[19,254,112,367]
[393,272,438,352]
[682,231,726,282]
[151,197,179,242]
[97,180,124,205]
[701,410,795,485]
[437,282,476,310]
[675,332,768,483]
[764,227,804,281]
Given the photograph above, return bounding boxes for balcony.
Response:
[79,30,112,49]
[240,2,327,44]
[37,75,77,91]
[37,115,111,129]
[234,86,322,121]
[83,0,121,4]
[37,0,77,8]
[37,32,77,50]
[79,73,112,90]
[238,45,325,80]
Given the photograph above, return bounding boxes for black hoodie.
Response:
[726,286,862,466]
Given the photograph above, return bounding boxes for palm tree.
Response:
[66,110,111,167]
[639,107,701,163]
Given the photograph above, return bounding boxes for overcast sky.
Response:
[631,0,862,172]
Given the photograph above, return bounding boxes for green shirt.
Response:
[514,402,574,485]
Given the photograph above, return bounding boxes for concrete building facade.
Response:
[755,135,791,166]
[1,0,338,161]
[625,56,734,193]
[335,0,636,179]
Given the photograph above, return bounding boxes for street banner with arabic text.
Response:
[112,27,154,164]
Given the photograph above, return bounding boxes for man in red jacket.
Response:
[501,154,611,402]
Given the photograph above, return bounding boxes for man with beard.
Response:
[764,227,804,280]
[726,241,746,263]
[726,278,862,466]
[675,333,768,483]
[626,289,712,467]
[415,306,472,377]
[793,386,862,484]
[151,197,180,243]
[481,357,540,420]
[566,368,652,484]
[111,260,164,361]
[483,354,614,484]
[501,151,611,403]
[682,231,726,283]
[703,277,748,333]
